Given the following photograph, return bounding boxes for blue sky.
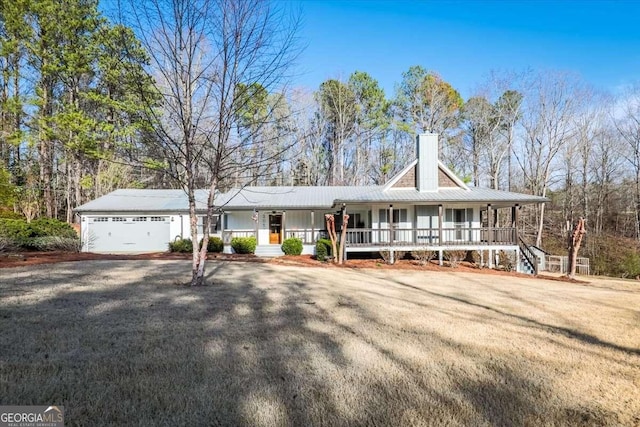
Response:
[291,0,640,99]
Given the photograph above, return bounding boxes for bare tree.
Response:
[590,126,622,235]
[515,71,586,247]
[613,85,640,240]
[124,0,299,285]
[570,98,606,224]
[316,78,356,185]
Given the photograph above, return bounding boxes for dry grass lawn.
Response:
[0,261,639,426]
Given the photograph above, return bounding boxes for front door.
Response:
[269,214,282,244]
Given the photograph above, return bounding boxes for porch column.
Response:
[487,204,493,244]
[221,211,231,254]
[388,204,394,243]
[388,204,394,264]
[438,204,443,266]
[342,204,347,262]
[311,210,315,244]
[512,204,519,244]
[487,204,494,268]
[282,210,286,242]
[254,210,259,244]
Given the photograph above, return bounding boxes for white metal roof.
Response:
[217,186,378,209]
[74,189,210,212]
[75,185,546,213]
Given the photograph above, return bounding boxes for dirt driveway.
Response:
[1,260,638,426]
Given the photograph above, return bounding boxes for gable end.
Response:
[391,165,416,188]
[439,167,460,188]
[390,164,464,189]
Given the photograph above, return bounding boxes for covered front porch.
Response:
[220,202,524,250]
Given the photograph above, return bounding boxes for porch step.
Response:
[519,252,537,275]
[520,259,535,275]
[255,245,284,257]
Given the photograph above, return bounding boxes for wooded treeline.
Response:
[1,0,640,276]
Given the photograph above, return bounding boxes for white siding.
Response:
[415,205,439,229]
[416,133,439,192]
[226,211,254,230]
[285,210,313,229]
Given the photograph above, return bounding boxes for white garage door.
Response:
[87,216,171,253]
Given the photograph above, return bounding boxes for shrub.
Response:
[206,236,224,253]
[619,252,640,278]
[498,250,516,272]
[379,250,406,264]
[281,237,303,255]
[0,236,17,252]
[0,219,32,248]
[315,238,333,261]
[231,236,256,254]
[445,250,467,268]
[0,218,77,250]
[316,242,328,262]
[31,236,80,252]
[411,249,434,266]
[169,238,193,253]
[0,209,23,220]
[29,218,77,238]
[318,238,332,254]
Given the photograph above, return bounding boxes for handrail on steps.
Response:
[518,235,539,275]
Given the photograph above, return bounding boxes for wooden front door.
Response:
[269,214,282,244]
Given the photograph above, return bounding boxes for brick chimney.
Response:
[416,133,439,192]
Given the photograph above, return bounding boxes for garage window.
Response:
[150,217,165,222]
[133,217,147,222]
[112,217,126,222]
[94,217,108,222]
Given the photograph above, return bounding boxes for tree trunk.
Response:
[188,186,200,286]
[325,214,338,263]
[192,176,218,287]
[567,217,586,279]
[338,212,349,265]
[39,76,55,218]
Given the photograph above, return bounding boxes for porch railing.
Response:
[284,229,327,244]
[222,230,256,244]
[344,227,517,247]
[223,227,517,247]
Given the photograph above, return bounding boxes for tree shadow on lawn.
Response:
[383,275,640,357]
[0,261,635,426]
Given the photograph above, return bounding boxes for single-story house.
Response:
[75,133,548,273]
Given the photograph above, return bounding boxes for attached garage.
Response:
[85,216,171,253]
[75,189,210,253]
